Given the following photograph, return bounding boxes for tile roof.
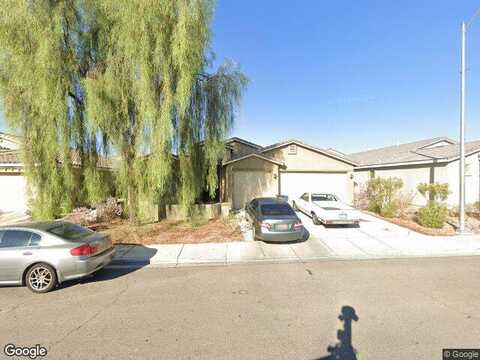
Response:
[0,150,21,164]
[0,149,115,169]
[224,137,263,149]
[349,137,480,167]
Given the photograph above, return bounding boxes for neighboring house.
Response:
[0,132,114,214]
[350,137,480,206]
[220,137,358,209]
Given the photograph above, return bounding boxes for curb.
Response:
[107,251,480,269]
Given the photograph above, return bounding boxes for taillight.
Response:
[260,221,272,231]
[294,221,303,230]
[70,244,97,256]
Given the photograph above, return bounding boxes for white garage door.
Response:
[0,175,28,213]
[233,170,276,209]
[280,172,349,203]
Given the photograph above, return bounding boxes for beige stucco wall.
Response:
[223,141,259,162]
[224,157,279,209]
[354,164,449,206]
[264,144,354,172]
[264,144,355,203]
[447,154,480,206]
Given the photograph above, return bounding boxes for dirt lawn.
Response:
[89,217,243,245]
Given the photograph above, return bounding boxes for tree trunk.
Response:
[125,154,138,224]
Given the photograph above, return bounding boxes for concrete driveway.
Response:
[111,211,480,268]
[0,211,30,225]
[297,210,480,258]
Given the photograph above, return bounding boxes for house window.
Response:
[288,144,297,155]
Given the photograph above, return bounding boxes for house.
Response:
[0,132,114,214]
[0,132,27,213]
[350,137,480,206]
[220,137,358,209]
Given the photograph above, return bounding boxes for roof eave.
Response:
[222,153,284,167]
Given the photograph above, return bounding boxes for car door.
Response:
[0,230,41,283]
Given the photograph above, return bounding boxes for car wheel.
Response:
[292,201,298,211]
[312,213,321,225]
[25,263,57,294]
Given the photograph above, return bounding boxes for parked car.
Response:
[245,197,305,242]
[0,221,115,293]
[292,193,361,226]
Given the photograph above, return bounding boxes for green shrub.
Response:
[417,183,449,202]
[416,183,450,228]
[366,177,403,218]
[417,202,448,228]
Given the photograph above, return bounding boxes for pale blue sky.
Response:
[3,1,480,153]
[212,0,480,153]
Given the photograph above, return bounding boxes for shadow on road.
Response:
[315,305,359,360]
[58,245,158,290]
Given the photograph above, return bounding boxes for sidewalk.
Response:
[0,211,31,225]
[110,233,480,268]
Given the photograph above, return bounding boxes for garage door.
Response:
[0,175,28,213]
[280,172,349,203]
[233,170,276,209]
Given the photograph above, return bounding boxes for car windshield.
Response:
[260,204,295,216]
[47,223,93,241]
[312,194,337,202]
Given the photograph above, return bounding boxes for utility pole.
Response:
[459,21,466,233]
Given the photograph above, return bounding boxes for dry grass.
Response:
[88,216,243,245]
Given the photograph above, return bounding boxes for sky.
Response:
[211,0,480,153]
[2,1,480,153]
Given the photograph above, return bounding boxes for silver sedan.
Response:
[246,197,305,242]
[0,221,115,293]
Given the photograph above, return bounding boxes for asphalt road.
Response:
[1,257,479,360]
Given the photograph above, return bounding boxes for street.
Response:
[1,257,479,360]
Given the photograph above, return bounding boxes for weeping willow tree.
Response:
[84,0,247,222]
[0,0,108,219]
[0,0,246,222]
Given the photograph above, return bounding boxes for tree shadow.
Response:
[315,305,359,360]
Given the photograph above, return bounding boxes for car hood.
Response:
[313,201,354,211]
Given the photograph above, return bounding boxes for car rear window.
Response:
[260,204,295,216]
[47,223,93,241]
[312,194,337,201]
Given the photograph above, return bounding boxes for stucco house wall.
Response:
[263,145,354,172]
[354,164,449,206]
[447,154,480,206]
[353,159,480,207]
[264,144,355,204]
[223,156,279,208]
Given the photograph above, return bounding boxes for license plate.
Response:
[276,224,290,231]
[339,213,348,220]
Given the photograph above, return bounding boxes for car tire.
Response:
[25,263,57,294]
[292,201,298,211]
[312,213,321,225]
